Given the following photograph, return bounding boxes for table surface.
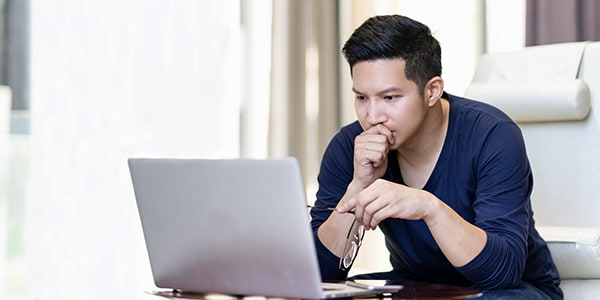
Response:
[145,281,483,299]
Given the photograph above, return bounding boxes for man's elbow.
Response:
[475,251,525,290]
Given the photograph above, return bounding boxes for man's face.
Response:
[351,58,427,150]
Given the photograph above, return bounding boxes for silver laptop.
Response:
[128,157,388,299]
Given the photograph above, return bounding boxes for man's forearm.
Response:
[423,193,487,267]
[317,180,365,257]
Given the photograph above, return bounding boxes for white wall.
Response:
[25,1,240,298]
[486,0,527,53]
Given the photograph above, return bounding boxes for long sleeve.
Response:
[310,122,362,280]
[455,121,531,288]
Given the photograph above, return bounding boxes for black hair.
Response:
[341,15,442,94]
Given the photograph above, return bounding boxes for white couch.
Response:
[465,41,600,300]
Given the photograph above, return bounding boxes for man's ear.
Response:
[424,76,444,107]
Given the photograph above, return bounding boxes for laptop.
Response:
[128,157,395,299]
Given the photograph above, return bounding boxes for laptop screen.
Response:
[128,158,327,298]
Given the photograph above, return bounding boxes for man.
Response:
[310,15,562,299]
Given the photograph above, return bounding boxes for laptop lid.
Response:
[128,157,378,299]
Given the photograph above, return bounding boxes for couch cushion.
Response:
[537,226,600,279]
[464,80,591,123]
[560,279,600,300]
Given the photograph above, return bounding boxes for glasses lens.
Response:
[356,224,365,240]
[339,220,365,271]
[342,241,359,269]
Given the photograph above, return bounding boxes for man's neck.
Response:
[396,98,450,188]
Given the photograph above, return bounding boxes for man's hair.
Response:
[342,15,442,94]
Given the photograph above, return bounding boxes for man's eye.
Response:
[384,95,398,100]
[355,95,367,101]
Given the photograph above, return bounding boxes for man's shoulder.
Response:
[322,121,362,163]
[340,120,363,132]
[445,93,525,153]
[333,120,363,140]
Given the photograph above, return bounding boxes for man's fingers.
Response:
[364,124,394,145]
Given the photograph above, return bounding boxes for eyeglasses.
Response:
[339,218,365,271]
[306,205,355,215]
[307,205,364,271]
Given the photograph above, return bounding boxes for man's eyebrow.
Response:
[378,87,404,94]
[351,87,404,95]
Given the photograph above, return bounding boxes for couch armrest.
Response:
[537,226,600,279]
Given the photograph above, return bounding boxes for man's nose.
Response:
[366,99,387,125]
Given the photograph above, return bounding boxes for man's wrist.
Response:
[346,178,368,196]
[421,190,443,224]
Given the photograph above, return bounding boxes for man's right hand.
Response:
[318,124,394,259]
[352,124,394,189]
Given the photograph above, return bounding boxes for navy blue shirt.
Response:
[310,93,562,300]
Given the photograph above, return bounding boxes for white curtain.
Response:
[270,0,340,195]
[26,1,240,298]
